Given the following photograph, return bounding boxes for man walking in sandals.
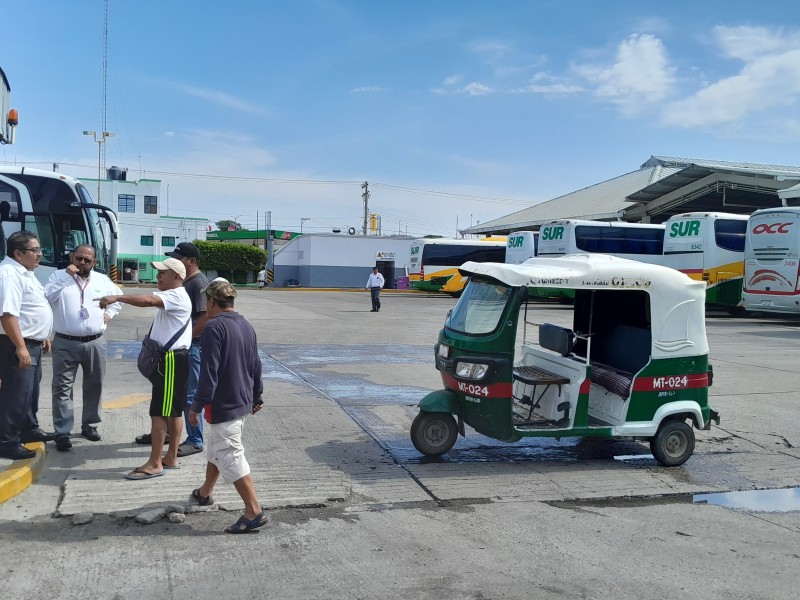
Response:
[187,279,267,533]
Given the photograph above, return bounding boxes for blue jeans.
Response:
[183,341,203,447]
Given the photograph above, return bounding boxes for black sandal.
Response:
[134,433,170,445]
[192,488,214,506]
[225,512,268,534]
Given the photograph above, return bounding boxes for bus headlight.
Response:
[455,362,489,380]
[437,344,450,359]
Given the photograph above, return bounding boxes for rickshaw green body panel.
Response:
[418,389,460,414]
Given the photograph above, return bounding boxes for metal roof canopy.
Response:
[623,165,799,222]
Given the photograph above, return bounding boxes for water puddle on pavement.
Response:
[693,487,800,513]
[549,487,800,513]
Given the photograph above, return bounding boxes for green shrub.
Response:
[194,240,267,284]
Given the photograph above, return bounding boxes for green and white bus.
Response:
[661,212,748,311]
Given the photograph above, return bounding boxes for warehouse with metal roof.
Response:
[464,156,800,235]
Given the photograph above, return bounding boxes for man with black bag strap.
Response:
[97,257,191,479]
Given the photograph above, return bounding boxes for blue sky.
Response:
[4,1,800,236]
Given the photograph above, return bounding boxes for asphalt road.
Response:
[0,288,798,600]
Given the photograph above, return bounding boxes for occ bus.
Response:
[661,212,748,311]
[0,166,118,284]
[409,237,506,292]
[742,207,800,315]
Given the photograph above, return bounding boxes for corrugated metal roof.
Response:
[643,155,800,174]
[466,155,800,235]
[466,164,682,234]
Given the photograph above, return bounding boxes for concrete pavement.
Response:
[1,289,799,599]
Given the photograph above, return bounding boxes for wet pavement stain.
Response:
[693,487,800,513]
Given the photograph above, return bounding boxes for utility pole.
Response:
[361,181,370,236]
[266,211,275,287]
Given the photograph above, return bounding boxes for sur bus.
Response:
[505,230,538,265]
[0,166,119,285]
[527,220,665,300]
[742,207,800,315]
[408,237,506,292]
[661,212,748,310]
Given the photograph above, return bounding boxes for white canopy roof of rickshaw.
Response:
[459,254,709,357]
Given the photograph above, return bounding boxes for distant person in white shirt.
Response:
[257,269,265,289]
[45,244,122,452]
[365,266,385,312]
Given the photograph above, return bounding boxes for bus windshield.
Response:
[445,280,512,335]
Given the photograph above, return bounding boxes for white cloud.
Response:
[350,86,386,93]
[575,33,676,115]
[663,27,800,127]
[443,75,463,86]
[514,72,584,95]
[713,25,800,61]
[172,83,269,115]
[431,81,492,96]
[462,82,492,96]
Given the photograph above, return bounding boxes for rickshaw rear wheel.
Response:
[411,412,458,456]
[650,420,695,467]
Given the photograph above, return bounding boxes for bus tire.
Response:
[650,420,695,467]
[411,411,458,457]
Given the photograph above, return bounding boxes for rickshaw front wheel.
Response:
[411,412,458,457]
[650,420,695,467]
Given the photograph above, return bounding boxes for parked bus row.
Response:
[409,209,800,316]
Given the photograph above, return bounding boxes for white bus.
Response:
[408,237,506,292]
[537,219,665,260]
[742,207,800,314]
[0,166,119,284]
[505,230,538,265]
[661,212,748,310]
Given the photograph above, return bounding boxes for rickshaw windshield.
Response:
[445,279,513,335]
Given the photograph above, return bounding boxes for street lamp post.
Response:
[301,218,310,234]
[83,130,115,204]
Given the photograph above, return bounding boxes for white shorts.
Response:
[206,417,251,484]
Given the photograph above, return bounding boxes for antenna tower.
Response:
[101,0,109,174]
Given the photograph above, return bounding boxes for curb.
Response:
[0,442,46,504]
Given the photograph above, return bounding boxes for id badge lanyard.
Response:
[74,275,90,320]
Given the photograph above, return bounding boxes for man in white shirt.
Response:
[365,266,385,312]
[0,231,54,460]
[257,269,265,289]
[45,244,122,452]
[97,257,191,479]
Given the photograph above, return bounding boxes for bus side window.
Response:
[22,214,57,267]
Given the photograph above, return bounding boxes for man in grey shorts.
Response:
[188,279,266,533]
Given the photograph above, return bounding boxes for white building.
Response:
[83,168,209,283]
[274,234,413,288]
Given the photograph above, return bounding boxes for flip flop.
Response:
[124,467,164,480]
[225,512,268,534]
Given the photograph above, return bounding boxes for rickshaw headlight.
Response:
[456,362,489,380]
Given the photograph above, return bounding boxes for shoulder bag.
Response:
[137,319,191,380]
